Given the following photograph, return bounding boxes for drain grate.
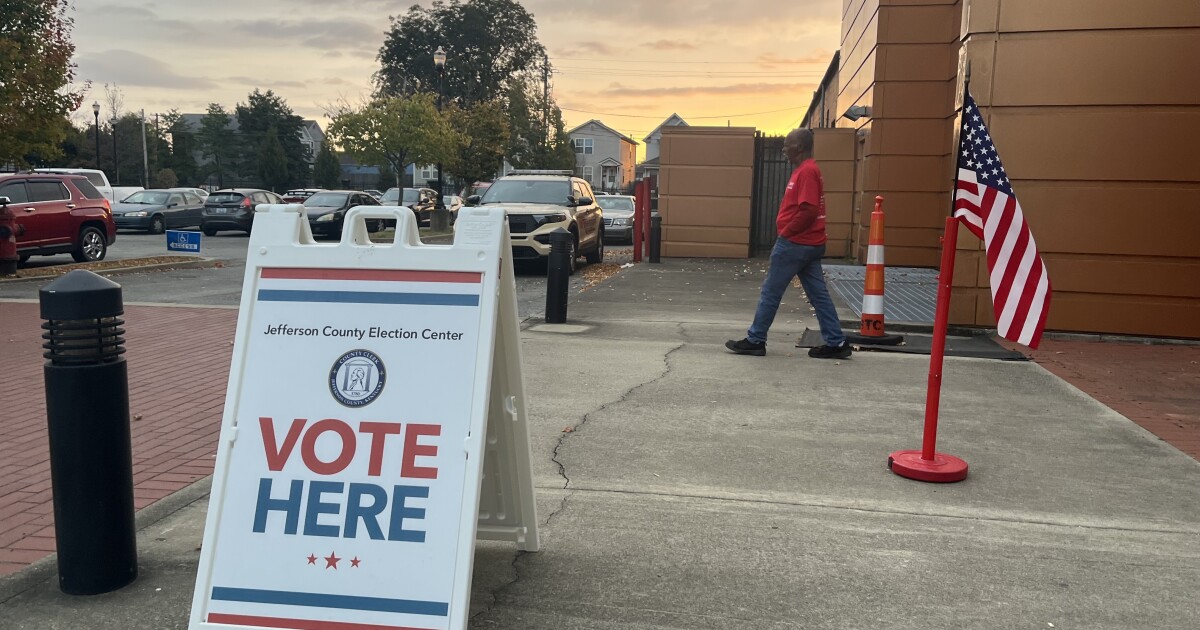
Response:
[823,264,938,324]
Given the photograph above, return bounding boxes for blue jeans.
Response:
[747,238,845,346]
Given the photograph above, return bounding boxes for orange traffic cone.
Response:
[847,196,904,346]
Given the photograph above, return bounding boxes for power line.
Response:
[560,105,808,120]
[551,55,821,65]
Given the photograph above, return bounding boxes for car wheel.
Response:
[71,226,107,263]
[149,215,165,234]
[202,225,218,236]
[585,229,604,265]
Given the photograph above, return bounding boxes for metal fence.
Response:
[750,133,790,256]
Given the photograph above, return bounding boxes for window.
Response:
[0,181,29,204]
[419,165,438,180]
[184,193,203,205]
[573,138,593,155]
[28,181,70,202]
[580,166,593,182]
[74,179,105,200]
[169,194,184,206]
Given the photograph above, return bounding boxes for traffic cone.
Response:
[846,196,904,346]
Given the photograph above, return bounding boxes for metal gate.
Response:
[750,133,789,256]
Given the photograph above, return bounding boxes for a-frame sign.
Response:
[190,205,539,630]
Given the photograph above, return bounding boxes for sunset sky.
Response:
[70,0,841,157]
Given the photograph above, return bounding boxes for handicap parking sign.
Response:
[167,230,201,253]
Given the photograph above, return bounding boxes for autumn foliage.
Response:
[0,0,85,167]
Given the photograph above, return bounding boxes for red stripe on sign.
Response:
[261,268,482,283]
[206,613,436,630]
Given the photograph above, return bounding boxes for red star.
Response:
[350,556,361,568]
[324,552,341,570]
[306,554,317,565]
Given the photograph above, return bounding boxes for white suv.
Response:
[470,171,604,273]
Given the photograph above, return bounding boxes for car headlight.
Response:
[125,211,148,217]
[611,217,631,226]
[315,212,342,222]
[533,213,569,226]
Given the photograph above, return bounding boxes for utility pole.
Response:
[140,109,149,188]
[542,52,550,153]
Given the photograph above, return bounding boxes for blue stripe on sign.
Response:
[211,586,449,617]
[257,290,479,306]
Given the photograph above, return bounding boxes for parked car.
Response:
[364,189,383,200]
[443,195,463,223]
[200,189,284,235]
[281,188,323,203]
[302,190,382,238]
[469,170,603,274]
[34,168,142,203]
[380,187,438,224]
[172,187,210,202]
[0,172,115,263]
[596,195,636,243]
[111,189,205,233]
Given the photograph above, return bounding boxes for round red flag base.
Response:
[888,450,968,483]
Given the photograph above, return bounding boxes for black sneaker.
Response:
[808,343,852,359]
[725,338,766,356]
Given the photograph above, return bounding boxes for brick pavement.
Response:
[1001,338,1200,461]
[0,301,236,577]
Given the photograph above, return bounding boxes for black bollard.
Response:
[545,228,571,323]
[649,213,662,264]
[40,270,137,595]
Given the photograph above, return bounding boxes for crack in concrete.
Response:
[471,342,684,624]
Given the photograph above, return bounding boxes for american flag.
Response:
[953,90,1052,349]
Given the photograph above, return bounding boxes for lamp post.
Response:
[431,46,450,231]
[111,116,119,185]
[91,102,101,170]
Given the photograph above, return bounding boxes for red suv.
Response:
[0,173,116,263]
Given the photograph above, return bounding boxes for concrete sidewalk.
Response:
[1,258,1198,629]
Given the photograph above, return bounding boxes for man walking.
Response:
[726,127,850,359]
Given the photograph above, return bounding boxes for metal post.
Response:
[545,228,571,323]
[431,52,450,232]
[92,103,101,170]
[649,213,662,263]
[111,118,119,186]
[633,179,644,263]
[40,270,138,594]
[140,109,149,188]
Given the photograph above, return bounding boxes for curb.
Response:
[0,476,213,604]
[0,257,221,284]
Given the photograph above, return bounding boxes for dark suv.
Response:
[0,173,116,263]
[200,188,284,235]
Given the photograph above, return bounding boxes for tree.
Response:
[161,110,199,185]
[0,0,86,167]
[313,142,342,189]
[326,94,460,189]
[375,0,545,106]
[197,104,237,188]
[505,79,574,171]
[256,126,290,192]
[235,89,309,188]
[447,101,509,191]
[152,168,178,188]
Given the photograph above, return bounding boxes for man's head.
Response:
[783,128,814,165]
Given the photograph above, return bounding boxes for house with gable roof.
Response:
[567,119,638,193]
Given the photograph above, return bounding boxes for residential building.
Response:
[642,113,688,163]
[567,120,638,193]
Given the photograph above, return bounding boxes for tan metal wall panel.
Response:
[878,43,958,81]
[660,129,755,167]
[1046,294,1200,338]
[814,130,858,161]
[987,109,1200,183]
[995,0,1200,33]
[662,226,749,245]
[822,161,857,192]
[661,242,750,258]
[864,155,950,192]
[826,192,855,223]
[880,4,962,44]
[867,117,953,155]
[1045,256,1200,299]
[659,165,753,198]
[659,197,750,228]
[862,192,951,228]
[875,81,955,119]
[991,31,1200,107]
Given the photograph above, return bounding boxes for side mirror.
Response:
[0,196,9,207]
[466,195,481,206]
[576,197,593,206]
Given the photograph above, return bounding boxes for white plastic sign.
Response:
[190,205,539,630]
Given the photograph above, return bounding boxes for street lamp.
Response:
[91,102,100,170]
[432,46,449,231]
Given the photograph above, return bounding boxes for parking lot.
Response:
[3,229,633,317]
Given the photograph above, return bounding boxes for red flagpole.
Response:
[888,216,969,482]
